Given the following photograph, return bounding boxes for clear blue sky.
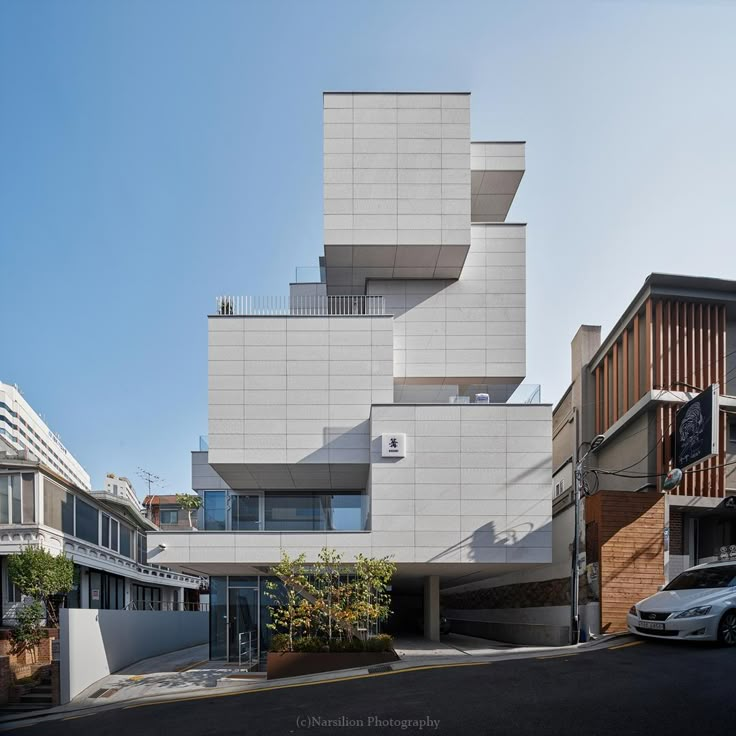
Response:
[1,0,734,496]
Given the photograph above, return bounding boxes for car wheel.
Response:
[717,611,736,646]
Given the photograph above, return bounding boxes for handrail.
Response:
[215,295,385,316]
[238,629,258,671]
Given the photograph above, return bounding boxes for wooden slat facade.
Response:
[593,297,728,497]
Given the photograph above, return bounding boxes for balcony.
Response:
[214,295,385,316]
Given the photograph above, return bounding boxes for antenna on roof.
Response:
[136,467,165,496]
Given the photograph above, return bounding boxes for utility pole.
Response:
[570,434,605,645]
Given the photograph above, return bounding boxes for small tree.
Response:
[8,546,74,629]
[265,551,316,651]
[176,493,202,528]
[11,600,45,655]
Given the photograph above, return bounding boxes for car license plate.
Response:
[638,620,665,631]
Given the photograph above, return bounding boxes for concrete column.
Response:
[423,575,440,642]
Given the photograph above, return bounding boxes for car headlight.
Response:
[629,605,637,616]
[674,606,711,618]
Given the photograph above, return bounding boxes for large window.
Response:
[0,473,35,524]
[43,478,74,534]
[203,491,226,530]
[75,497,98,544]
[263,492,367,531]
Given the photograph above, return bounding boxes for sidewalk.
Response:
[0,632,632,730]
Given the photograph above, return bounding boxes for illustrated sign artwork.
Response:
[381,433,406,458]
[674,384,719,470]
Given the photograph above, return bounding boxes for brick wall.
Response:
[669,507,683,556]
[586,491,665,632]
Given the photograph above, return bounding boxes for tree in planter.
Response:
[266,548,396,652]
[265,551,317,652]
[175,493,202,528]
[8,546,74,629]
[344,554,395,638]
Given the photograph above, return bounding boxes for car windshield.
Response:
[664,565,736,591]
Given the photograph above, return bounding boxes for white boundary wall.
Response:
[60,608,207,703]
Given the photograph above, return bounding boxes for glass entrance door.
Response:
[231,493,263,530]
[227,586,259,665]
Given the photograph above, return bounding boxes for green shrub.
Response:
[365,634,393,652]
[328,637,364,653]
[270,633,291,652]
[293,636,327,653]
[11,601,45,655]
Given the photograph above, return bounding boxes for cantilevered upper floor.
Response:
[322,93,525,294]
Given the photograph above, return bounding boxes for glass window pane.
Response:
[21,473,34,523]
[101,514,110,548]
[209,577,227,660]
[204,491,226,530]
[160,510,179,524]
[233,495,260,530]
[0,477,8,524]
[10,475,21,524]
[75,498,98,544]
[264,494,318,531]
[110,519,119,551]
[327,493,366,531]
[119,526,131,558]
[44,478,75,533]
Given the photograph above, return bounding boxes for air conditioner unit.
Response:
[474,393,490,404]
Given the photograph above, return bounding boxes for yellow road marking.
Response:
[175,660,209,673]
[123,660,490,709]
[534,652,578,660]
[62,713,95,721]
[128,675,145,681]
[609,640,643,651]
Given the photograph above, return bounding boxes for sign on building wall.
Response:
[674,384,719,470]
[381,433,406,458]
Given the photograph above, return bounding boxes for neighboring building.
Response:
[143,494,198,530]
[149,91,553,663]
[0,439,202,622]
[0,381,91,491]
[490,273,736,642]
[102,473,140,509]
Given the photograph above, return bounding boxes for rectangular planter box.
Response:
[267,650,399,680]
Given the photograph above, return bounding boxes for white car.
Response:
[627,561,736,645]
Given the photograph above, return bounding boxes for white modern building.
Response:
[0,381,91,491]
[148,92,553,661]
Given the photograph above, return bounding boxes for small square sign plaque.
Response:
[381,433,406,458]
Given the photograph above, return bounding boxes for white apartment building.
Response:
[102,473,141,509]
[0,381,91,491]
[148,92,553,661]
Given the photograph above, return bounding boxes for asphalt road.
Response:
[14,639,736,736]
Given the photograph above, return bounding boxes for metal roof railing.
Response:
[215,295,385,316]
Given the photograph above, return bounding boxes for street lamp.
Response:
[570,433,605,645]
